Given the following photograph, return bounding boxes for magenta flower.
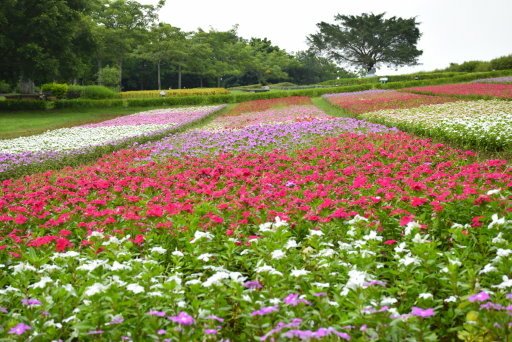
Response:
[157,329,166,335]
[244,280,263,289]
[410,306,435,318]
[283,293,311,306]
[148,310,166,317]
[468,291,491,302]
[21,298,41,307]
[204,329,218,335]
[206,315,225,322]
[251,306,279,316]
[87,330,104,335]
[9,323,31,335]
[0,307,8,313]
[168,312,195,326]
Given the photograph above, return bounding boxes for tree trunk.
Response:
[19,77,35,94]
[217,77,221,88]
[118,59,123,90]
[178,65,182,89]
[200,77,203,88]
[97,59,103,85]
[157,61,161,91]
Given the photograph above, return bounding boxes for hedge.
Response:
[2,69,512,111]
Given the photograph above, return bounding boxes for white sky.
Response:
[138,0,512,75]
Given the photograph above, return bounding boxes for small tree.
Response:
[308,13,422,72]
[98,66,121,89]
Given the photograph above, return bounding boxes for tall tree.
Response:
[0,0,94,92]
[308,13,422,72]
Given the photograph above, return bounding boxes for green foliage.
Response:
[0,80,11,93]
[98,66,121,89]
[0,100,48,111]
[81,85,119,99]
[41,83,69,99]
[490,54,512,71]
[308,13,422,72]
[446,61,491,72]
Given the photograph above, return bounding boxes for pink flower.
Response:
[410,306,435,318]
[468,291,490,303]
[9,323,31,335]
[168,312,195,326]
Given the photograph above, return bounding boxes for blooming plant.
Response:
[322,90,457,114]
[405,83,512,99]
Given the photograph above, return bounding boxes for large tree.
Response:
[308,13,422,72]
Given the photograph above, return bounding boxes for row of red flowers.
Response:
[405,83,512,99]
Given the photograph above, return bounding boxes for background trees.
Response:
[308,13,422,73]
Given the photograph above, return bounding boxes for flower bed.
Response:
[405,83,512,99]
[0,106,224,174]
[322,90,456,114]
[361,100,512,151]
[0,132,511,340]
[472,76,512,84]
[227,96,313,115]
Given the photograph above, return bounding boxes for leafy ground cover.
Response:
[322,90,457,114]
[0,106,224,174]
[405,83,512,99]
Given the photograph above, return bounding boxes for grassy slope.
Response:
[0,106,173,140]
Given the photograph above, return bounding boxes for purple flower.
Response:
[410,306,435,318]
[157,329,166,335]
[283,293,311,306]
[168,312,195,326]
[480,302,504,310]
[285,181,296,188]
[364,280,387,287]
[468,291,491,303]
[313,292,327,297]
[87,330,104,335]
[204,329,218,335]
[21,298,41,307]
[0,307,8,313]
[108,316,124,325]
[251,306,279,316]
[206,315,225,322]
[148,310,166,317]
[283,328,350,340]
[244,280,263,290]
[9,323,31,335]
[506,293,512,300]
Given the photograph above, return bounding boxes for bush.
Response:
[81,85,118,99]
[41,83,69,99]
[446,61,491,72]
[54,99,125,109]
[490,55,512,71]
[0,100,48,111]
[98,66,121,89]
[0,80,11,93]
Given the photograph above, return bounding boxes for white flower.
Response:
[496,249,512,257]
[259,216,289,232]
[444,296,458,303]
[394,242,409,254]
[363,230,382,241]
[479,264,497,274]
[271,250,285,260]
[492,233,507,245]
[62,284,76,296]
[398,254,420,266]
[308,230,324,238]
[448,259,462,266]
[486,189,501,195]
[43,320,62,329]
[412,233,430,244]
[28,276,53,289]
[51,251,80,259]
[255,264,283,276]
[62,315,76,323]
[77,260,109,272]
[315,248,336,258]
[290,269,310,277]
[380,297,398,306]
[10,262,36,274]
[172,250,184,257]
[197,253,215,262]
[274,216,289,228]
[418,293,433,299]
[38,264,62,273]
[111,261,131,271]
[488,214,505,229]
[84,283,110,297]
[89,231,105,238]
[312,282,330,288]
[185,279,202,286]
[493,276,512,289]
[347,215,368,225]
[0,286,20,295]
[190,231,214,243]
[404,221,421,236]
[126,284,145,294]
[341,269,371,296]
[150,246,167,254]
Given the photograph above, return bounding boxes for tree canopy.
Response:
[308,13,422,72]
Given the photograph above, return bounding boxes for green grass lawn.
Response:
[0,106,169,140]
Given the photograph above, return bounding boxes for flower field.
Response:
[322,90,457,114]
[0,106,224,174]
[120,88,229,99]
[405,83,512,99]
[472,76,512,84]
[227,97,313,115]
[361,100,512,151]
[0,97,512,340]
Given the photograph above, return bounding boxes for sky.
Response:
[138,0,512,75]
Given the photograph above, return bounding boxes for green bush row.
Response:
[2,69,512,111]
[41,83,118,100]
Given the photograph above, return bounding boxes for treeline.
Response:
[443,55,512,73]
[0,0,353,93]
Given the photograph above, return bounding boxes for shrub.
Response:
[0,80,11,93]
[81,85,118,99]
[54,99,125,109]
[41,83,69,99]
[490,55,512,71]
[121,88,229,99]
[98,66,121,89]
[0,100,48,111]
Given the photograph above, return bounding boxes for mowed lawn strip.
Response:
[0,106,176,139]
